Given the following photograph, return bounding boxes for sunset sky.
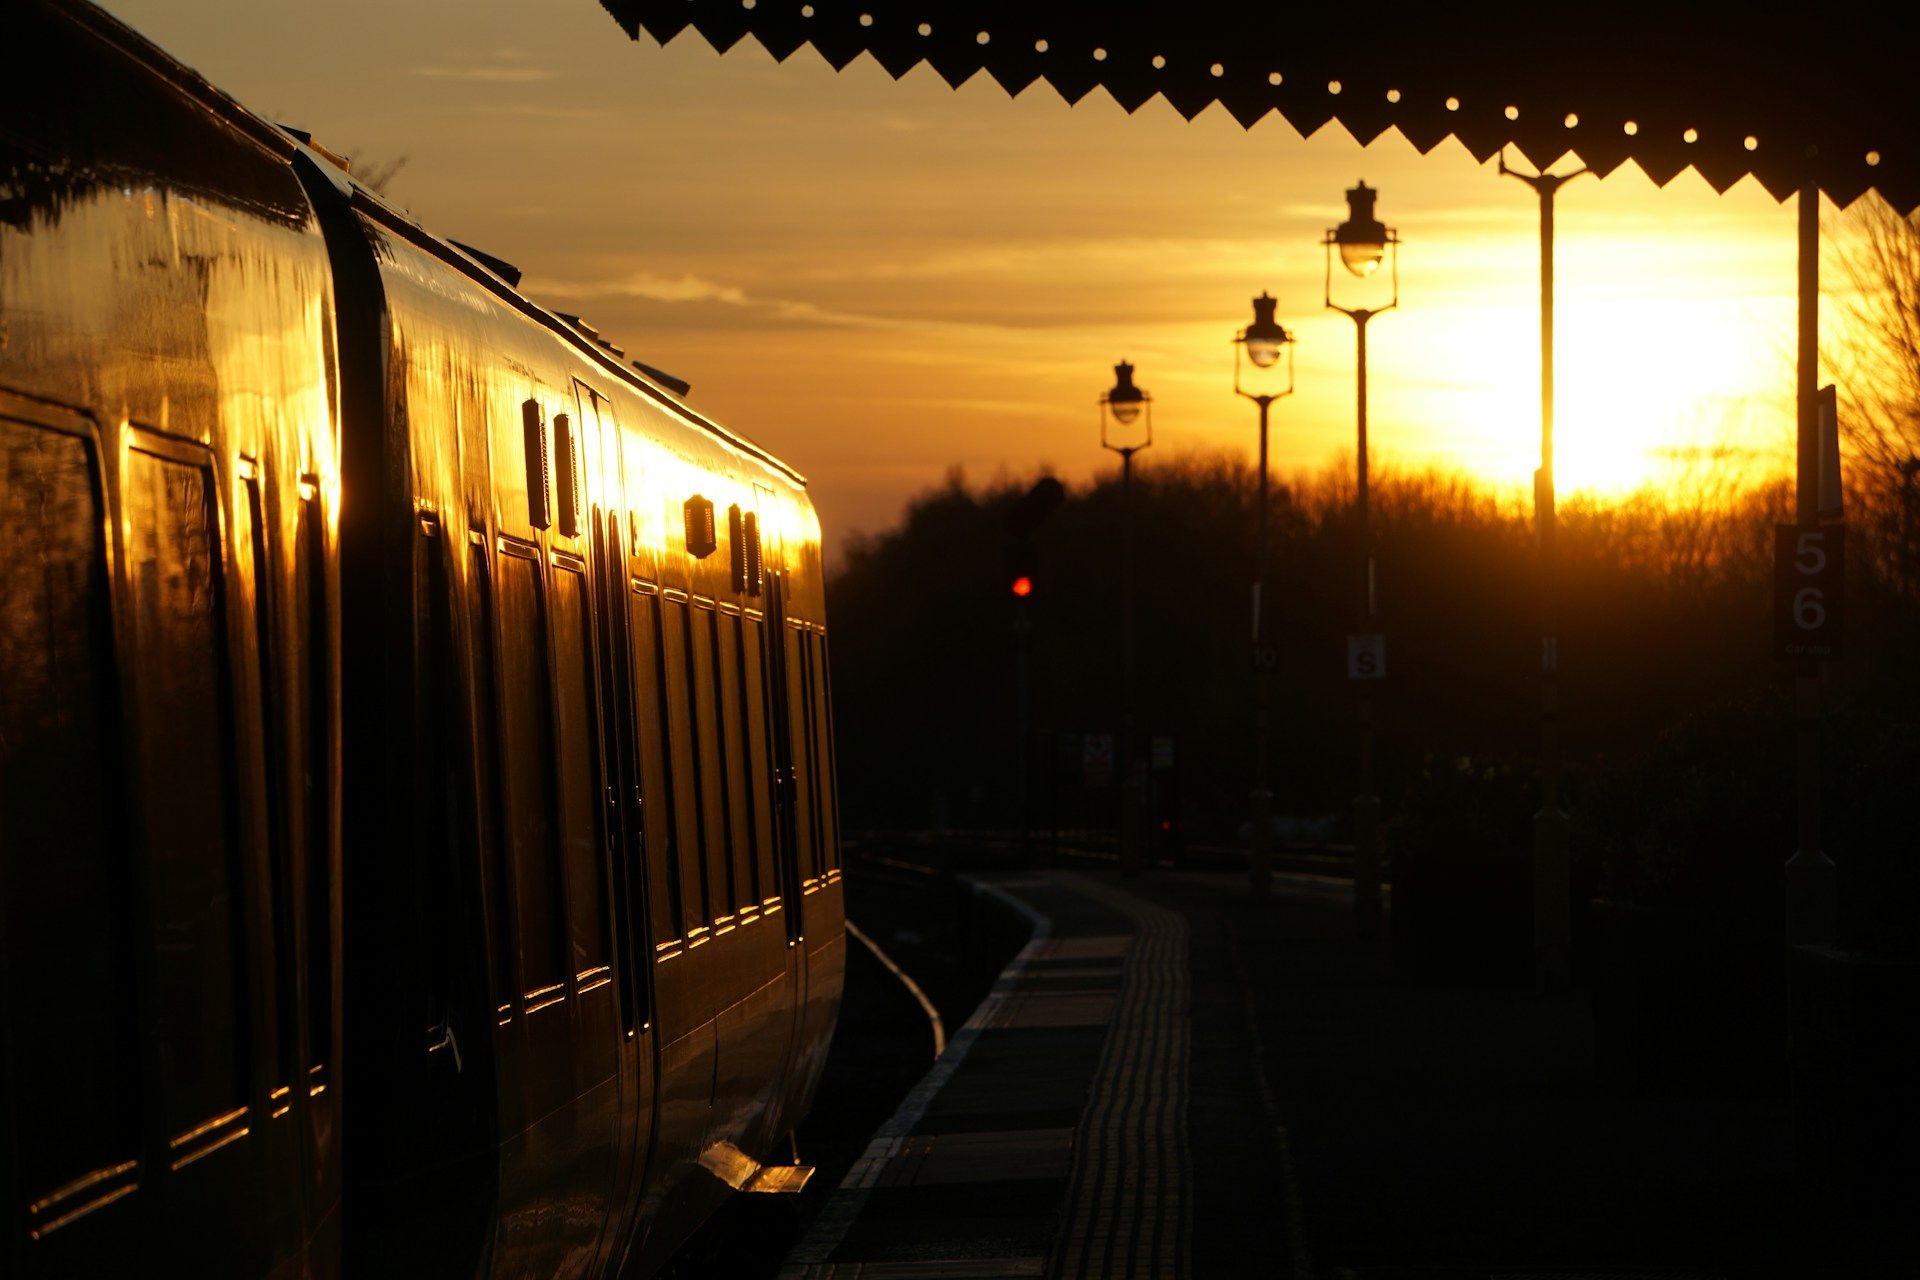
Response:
[107,0,1851,561]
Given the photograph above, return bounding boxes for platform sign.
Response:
[1773,524,1844,660]
[1082,733,1114,788]
[1346,632,1385,680]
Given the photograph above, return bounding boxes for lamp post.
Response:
[1497,150,1588,988]
[1324,180,1398,932]
[1234,294,1296,898]
[1101,361,1153,876]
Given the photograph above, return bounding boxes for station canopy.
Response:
[597,2,1918,214]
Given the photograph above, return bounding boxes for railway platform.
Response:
[783,864,1908,1279]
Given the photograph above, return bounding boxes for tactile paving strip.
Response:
[1047,874,1192,1279]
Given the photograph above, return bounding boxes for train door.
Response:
[575,381,658,1269]
[760,555,814,1122]
[485,391,615,1277]
[1,413,311,1275]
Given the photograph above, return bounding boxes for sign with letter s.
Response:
[1347,633,1386,681]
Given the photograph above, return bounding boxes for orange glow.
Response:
[1010,575,1033,598]
[107,1,1837,550]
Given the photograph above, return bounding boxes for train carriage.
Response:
[0,3,845,1275]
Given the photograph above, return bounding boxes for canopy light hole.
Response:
[741,0,754,10]
[1445,96,1460,111]
[1093,47,1108,61]
[1035,39,1048,53]
[1867,150,1882,166]
[1504,105,1519,121]
[976,30,990,44]
[917,22,931,36]
[1386,88,1401,103]
[1745,135,1759,151]
[1269,71,1283,86]
[1564,113,1578,128]
[1152,54,1167,69]
[858,12,872,26]
[800,2,813,14]
[1328,80,1342,95]
[1211,63,1224,78]
[1623,120,1639,136]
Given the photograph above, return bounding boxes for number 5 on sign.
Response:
[1773,525,1844,660]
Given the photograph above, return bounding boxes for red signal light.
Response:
[1010,575,1033,598]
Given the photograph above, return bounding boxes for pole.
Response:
[1014,599,1031,856]
[1352,311,1383,930]
[1500,154,1586,988]
[1785,183,1836,945]
[1534,174,1573,987]
[1250,397,1274,897]
[1120,448,1142,875]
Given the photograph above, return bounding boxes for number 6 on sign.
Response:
[1773,524,1844,660]
[1793,587,1825,631]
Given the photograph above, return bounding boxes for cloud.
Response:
[541,269,1040,343]
[470,103,607,120]
[411,65,553,83]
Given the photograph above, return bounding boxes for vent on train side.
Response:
[744,511,763,596]
[553,413,580,537]
[684,495,717,559]
[523,399,551,529]
[728,504,746,592]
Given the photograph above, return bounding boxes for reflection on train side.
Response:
[0,3,844,1277]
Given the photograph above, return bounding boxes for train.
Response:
[0,1,845,1274]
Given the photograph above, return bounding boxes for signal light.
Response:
[1010,575,1033,598]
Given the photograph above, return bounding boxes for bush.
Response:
[1388,755,1533,984]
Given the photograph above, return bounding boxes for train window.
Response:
[796,630,827,879]
[415,526,458,1034]
[0,419,138,1209]
[658,595,709,926]
[812,630,842,871]
[739,617,776,906]
[125,445,250,1135]
[298,494,333,1084]
[689,603,734,916]
[591,515,644,1030]
[467,544,516,1004]
[628,588,683,943]
[549,565,608,977]
[717,613,756,908]
[783,621,817,883]
[495,550,567,997]
[243,479,298,1096]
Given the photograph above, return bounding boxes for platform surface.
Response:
[783,866,1909,1279]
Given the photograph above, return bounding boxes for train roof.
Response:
[39,0,808,491]
[285,137,809,489]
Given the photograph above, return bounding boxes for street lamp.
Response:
[1101,361,1153,875]
[1233,294,1296,898]
[1497,149,1589,988]
[1325,180,1398,933]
